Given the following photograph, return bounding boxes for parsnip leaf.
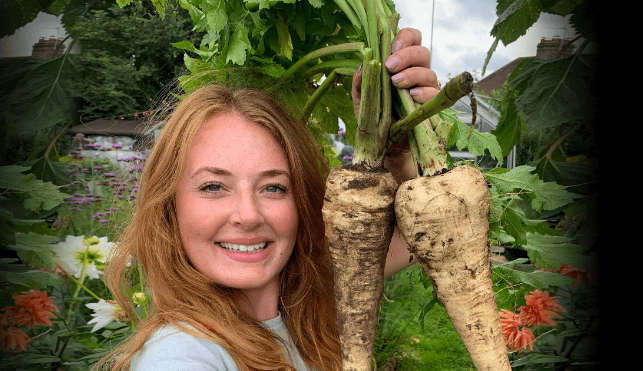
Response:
[448,119,504,165]
[486,165,581,212]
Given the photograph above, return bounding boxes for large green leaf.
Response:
[0,55,77,133]
[509,54,597,132]
[490,92,525,158]
[0,259,64,288]
[493,265,577,289]
[0,166,68,213]
[7,232,58,270]
[491,0,542,46]
[523,233,595,270]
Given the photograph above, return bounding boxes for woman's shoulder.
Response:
[130,323,239,371]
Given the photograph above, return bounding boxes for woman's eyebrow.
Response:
[190,167,232,179]
[190,167,291,180]
[259,169,291,180]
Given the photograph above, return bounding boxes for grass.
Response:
[374,264,476,370]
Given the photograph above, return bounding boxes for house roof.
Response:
[70,119,157,137]
[476,57,525,95]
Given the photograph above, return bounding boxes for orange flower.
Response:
[560,264,592,286]
[499,310,535,353]
[0,327,30,352]
[518,289,565,329]
[3,290,59,329]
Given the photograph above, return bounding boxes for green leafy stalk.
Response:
[302,70,339,121]
[366,0,380,63]
[334,0,363,30]
[388,72,473,147]
[346,0,369,43]
[376,12,394,163]
[280,42,365,81]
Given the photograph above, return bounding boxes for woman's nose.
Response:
[230,191,264,228]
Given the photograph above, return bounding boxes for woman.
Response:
[98,28,438,371]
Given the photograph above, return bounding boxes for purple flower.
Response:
[129,165,144,173]
[112,144,122,148]
[82,168,89,172]
[100,147,112,151]
[103,172,116,178]
[342,155,353,161]
[84,143,102,148]
[92,212,105,220]
[99,219,109,224]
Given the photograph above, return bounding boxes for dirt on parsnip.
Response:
[322,164,398,371]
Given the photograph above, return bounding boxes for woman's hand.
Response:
[351,27,440,184]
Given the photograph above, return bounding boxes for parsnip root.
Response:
[394,165,511,371]
[322,164,398,371]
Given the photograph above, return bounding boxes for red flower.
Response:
[518,289,565,329]
[0,327,30,352]
[499,310,535,353]
[3,290,59,329]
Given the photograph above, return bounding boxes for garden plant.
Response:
[0,0,600,370]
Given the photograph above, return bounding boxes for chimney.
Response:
[31,38,65,60]
[536,37,575,60]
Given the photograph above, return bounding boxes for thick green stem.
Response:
[281,42,365,81]
[301,70,339,121]
[304,59,362,77]
[388,71,473,147]
[376,12,393,163]
[353,59,382,166]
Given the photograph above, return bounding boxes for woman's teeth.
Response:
[220,242,267,253]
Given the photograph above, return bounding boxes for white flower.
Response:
[54,235,114,279]
[86,299,120,332]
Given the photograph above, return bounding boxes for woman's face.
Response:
[175,112,298,296]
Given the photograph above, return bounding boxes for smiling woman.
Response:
[97,86,342,371]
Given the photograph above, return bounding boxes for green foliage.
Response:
[64,0,195,119]
[0,0,58,38]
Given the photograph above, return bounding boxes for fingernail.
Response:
[391,73,405,83]
[385,56,399,71]
[357,63,362,74]
[391,40,402,54]
[409,88,421,96]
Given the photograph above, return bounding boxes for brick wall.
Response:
[31,38,65,60]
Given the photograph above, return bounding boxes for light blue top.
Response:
[131,312,312,371]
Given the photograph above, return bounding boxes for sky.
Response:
[0,0,578,83]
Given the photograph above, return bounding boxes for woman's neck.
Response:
[234,281,280,322]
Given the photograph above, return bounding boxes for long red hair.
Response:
[95,85,341,370]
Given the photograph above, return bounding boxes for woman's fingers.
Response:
[385,45,432,75]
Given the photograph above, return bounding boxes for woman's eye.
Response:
[265,184,286,194]
[200,183,222,192]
